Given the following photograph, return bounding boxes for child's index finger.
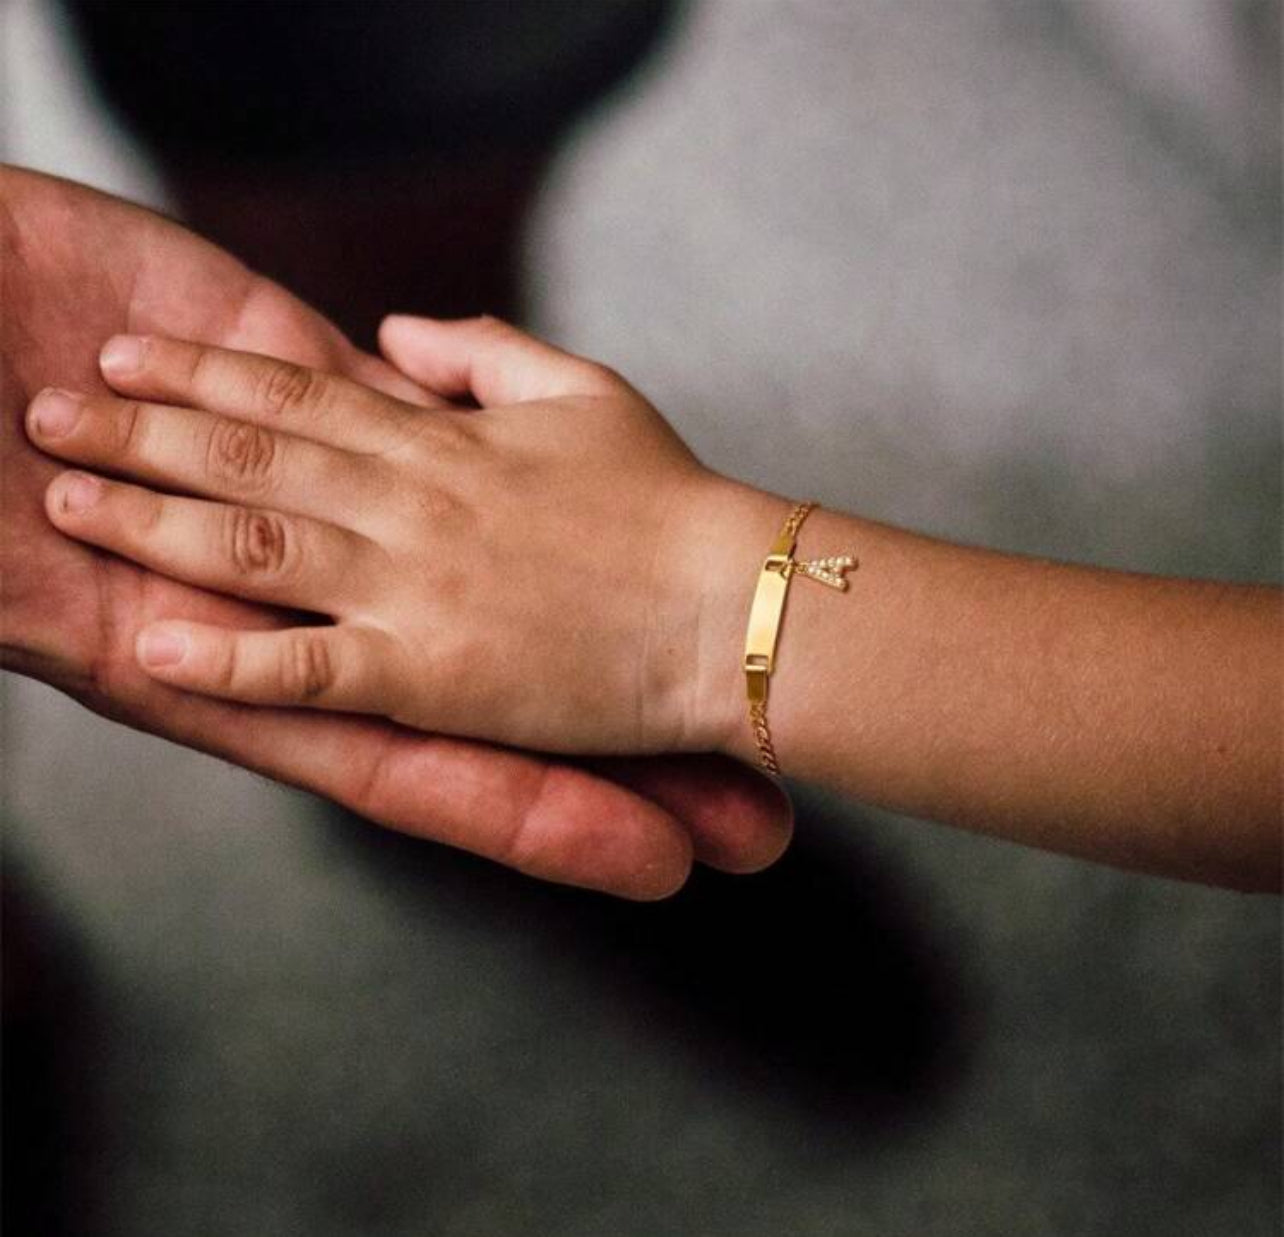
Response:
[98,335,428,455]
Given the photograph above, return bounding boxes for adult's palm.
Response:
[0,167,788,898]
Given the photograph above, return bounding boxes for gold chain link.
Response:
[748,699,781,775]
[780,501,817,542]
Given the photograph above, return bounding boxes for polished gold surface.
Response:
[744,560,790,677]
[742,502,856,775]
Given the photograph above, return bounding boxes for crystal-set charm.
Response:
[789,554,857,590]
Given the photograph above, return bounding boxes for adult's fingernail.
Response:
[100,334,146,376]
[138,628,188,668]
[58,472,102,513]
[32,388,84,437]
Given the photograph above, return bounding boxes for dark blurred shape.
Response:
[2,859,102,1236]
[60,0,679,338]
[329,788,973,1133]
[62,0,676,164]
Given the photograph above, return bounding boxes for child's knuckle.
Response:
[258,360,326,416]
[135,489,166,537]
[206,419,279,491]
[113,399,148,457]
[577,359,621,391]
[223,506,295,580]
[281,630,334,701]
[186,346,220,393]
[474,313,511,337]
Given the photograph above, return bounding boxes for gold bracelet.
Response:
[742,502,856,775]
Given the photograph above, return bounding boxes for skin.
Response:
[0,166,792,900]
[23,313,1282,892]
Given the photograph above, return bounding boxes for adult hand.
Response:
[1,166,791,897]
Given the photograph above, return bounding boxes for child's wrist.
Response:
[675,476,791,759]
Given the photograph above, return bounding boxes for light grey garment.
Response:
[4,2,1280,1235]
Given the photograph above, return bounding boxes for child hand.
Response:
[26,318,758,758]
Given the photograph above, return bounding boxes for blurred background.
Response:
[2,1,1280,1234]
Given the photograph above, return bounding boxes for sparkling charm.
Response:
[790,554,857,590]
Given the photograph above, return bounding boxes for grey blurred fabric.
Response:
[5,2,1280,1234]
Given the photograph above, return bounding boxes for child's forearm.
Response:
[693,480,1282,891]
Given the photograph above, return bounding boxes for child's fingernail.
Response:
[138,628,188,668]
[57,472,102,513]
[100,334,146,376]
[31,388,84,437]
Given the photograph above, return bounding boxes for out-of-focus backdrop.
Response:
[3,1,1280,1234]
